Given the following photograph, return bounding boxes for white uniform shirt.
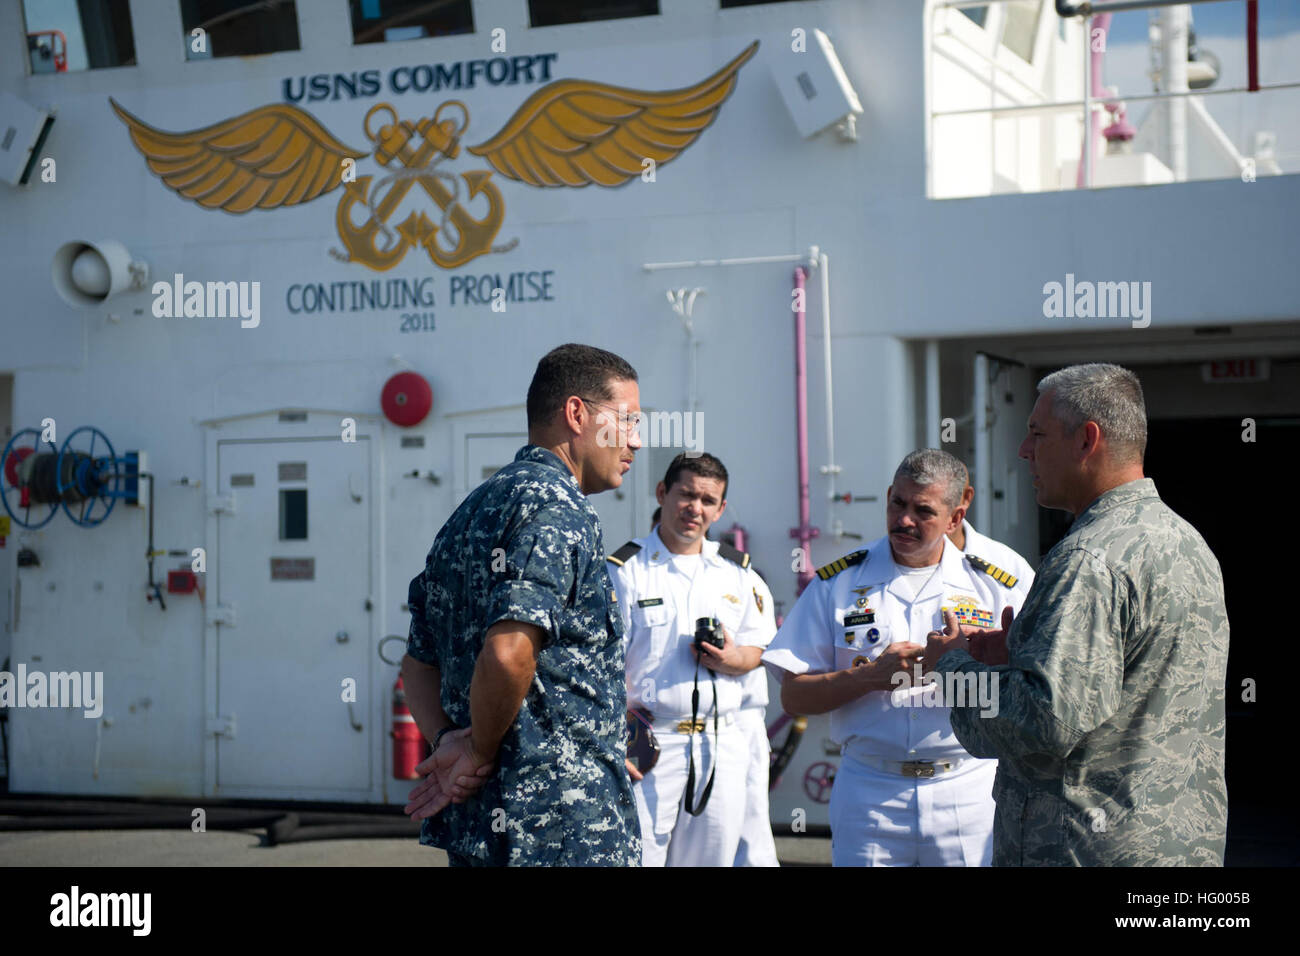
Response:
[738,663,769,712]
[960,520,1036,591]
[739,569,774,712]
[611,528,777,719]
[762,536,1030,762]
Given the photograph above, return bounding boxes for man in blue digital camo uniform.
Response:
[927,363,1230,865]
[402,343,644,866]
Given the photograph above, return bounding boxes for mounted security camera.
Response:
[51,239,149,308]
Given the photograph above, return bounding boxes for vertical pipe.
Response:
[793,267,814,594]
[687,320,698,418]
[1078,13,1115,188]
[973,353,990,536]
[925,341,940,448]
[729,524,747,554]
[1247,0,1259,92]
[819,252,837,518]
[1160,5,1189,180]
[1082,16,1093,188]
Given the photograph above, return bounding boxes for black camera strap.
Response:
[682,657,718,816]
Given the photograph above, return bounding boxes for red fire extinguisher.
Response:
[392,676,429,780]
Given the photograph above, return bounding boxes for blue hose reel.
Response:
[1,425,139,529]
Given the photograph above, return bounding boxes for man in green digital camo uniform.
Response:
[926,363,1229,866]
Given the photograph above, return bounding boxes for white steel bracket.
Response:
[206,715,236,739]
[207,604,236,627]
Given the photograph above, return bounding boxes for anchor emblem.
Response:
[335,102,508,271]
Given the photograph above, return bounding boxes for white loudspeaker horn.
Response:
[52,239,149,308]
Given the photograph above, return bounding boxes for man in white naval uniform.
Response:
[610,453,777,867]
[733,650,780,866]
[762,449,1030,866]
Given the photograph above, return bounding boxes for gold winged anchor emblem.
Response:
[108,40,758,271]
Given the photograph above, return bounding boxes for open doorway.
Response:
[1145,416,1290,816]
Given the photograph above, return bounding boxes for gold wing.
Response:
[109,98,368,214]
[468,41,758,188]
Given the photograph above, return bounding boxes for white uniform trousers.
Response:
[634,718,748,867]
[828,753,997,867]
[733,707,779,867]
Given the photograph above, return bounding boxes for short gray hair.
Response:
[893,449,967,509]
[1037,363,1147,461]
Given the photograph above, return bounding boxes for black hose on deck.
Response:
[0,797,420,844]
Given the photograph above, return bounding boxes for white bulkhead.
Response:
[1,0,1296,825]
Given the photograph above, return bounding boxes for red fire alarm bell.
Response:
[381,372,433,427]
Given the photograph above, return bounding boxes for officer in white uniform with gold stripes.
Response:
[762,450,1030,866]
[610,453,777,867]
[734,635,780,866]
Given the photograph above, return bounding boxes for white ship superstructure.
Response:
[1,0,1295,827]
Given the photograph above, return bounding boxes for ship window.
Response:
[349,0,474,44]
[529,0,658,28]
[180,0,301,60]
[279,489,308,540]
[21,0,136,73]
[1001,0,1042,63]
[957,5,988,29]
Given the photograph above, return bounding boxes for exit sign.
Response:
[1202,359,1269,383]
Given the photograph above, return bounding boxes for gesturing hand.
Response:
[922,610,970,675]
[969,606,1015,666]
[871,641,927,679]
[403,728,495,821]
[923,607,1016,672]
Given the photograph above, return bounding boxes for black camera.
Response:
[694,616,724,651]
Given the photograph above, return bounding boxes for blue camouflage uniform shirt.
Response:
[406,444,642,866]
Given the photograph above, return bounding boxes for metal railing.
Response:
[928,0,1295,194]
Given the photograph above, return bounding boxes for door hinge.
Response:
[207,604,236,627]
[208,494,236,515]
[207,714,236,739]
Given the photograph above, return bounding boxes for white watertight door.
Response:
[215,437,372,795]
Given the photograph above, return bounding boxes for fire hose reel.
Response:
[1,425,141,529]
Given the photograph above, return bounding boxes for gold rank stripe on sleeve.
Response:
[815,549,869,581]
[607,541,642,567]
[965,553,1018,588]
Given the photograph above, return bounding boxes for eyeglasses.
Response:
[580,398,642,432]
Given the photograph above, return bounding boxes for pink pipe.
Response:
[792,267,815,594]
[1076,14,1134,188]
[728,523,747,554]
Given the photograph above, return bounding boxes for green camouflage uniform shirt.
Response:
[406,444,641,866]
[935,478,1229,866]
